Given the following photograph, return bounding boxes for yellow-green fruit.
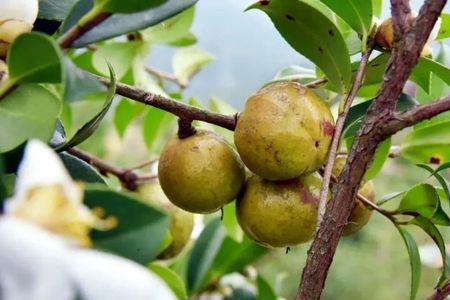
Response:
[138,181,194,259]
[234,82,335,181]
[236,173,324,248]
[332,156,376,236]
[158,130,246,214]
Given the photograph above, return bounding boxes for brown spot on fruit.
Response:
[318,47,324,53]
[429,157,441,164]
[315,141,320,148]
[259,0,270,5]
[328,29,335,37]
[322,121,335,136]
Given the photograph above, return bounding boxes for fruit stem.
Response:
[177,118,197,139]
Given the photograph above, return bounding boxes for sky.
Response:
[148,0,449,109]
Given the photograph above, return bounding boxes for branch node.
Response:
[177,118,197,139]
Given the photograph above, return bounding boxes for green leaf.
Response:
[57,64,116,151]
[401,120,450,164]
[222,203,243,242]
[437,13,450,40]
[416,57,450,87]
[169,32,197,47]
[0,84,61,153]
[113,98,144,138]
[172,47,214,86]
[364,138,391,180]
[435,162,450,173]
[142,108,174,154]
[38,0,78,20]
[148,263,187,300]
[84,185,170,264]
[398,184,440,218]
[416,164,450,213]
[92,42,142,80]
[257,275,277,300]
[378,191,405,206]
[410,216,450,287]
[97,0,167,13]
[187,218,226,293]
[208,97,237,144]
[248,0,351,93]
[7,32,63,84]
[62,0,198,47]
[371,0,383,17]
[142,7,195,44]
[59,152,106,184]
[319,0,372,36]
[64,58,106,103]
[397,226,421,300]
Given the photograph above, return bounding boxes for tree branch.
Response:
[94,75,237,130]
[58,9,111,49]
[67,148,156,190]
[427,282,450,300]
[317,41,374,227]
[145,66,187,89]
[391,0,412,38]
[296,1,447,299]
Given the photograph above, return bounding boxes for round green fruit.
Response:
[236,173,324,248]
[234,82,335,181]
[158,130,246,214]
[332,156,376,236]
[138,181,194,259]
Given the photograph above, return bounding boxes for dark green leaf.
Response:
[398,184,440,218]
[248,0,351,93]
[397,226,421,300]
[410,216,450,287]
[319,0,372,36]
[57,64,116,151]
[62,0,198,47]
[97,0,167,13]
[59,152,106,184]
[38,0,78,20]
[7,32,63,84]
[364,138,391,180]
[149,263,187,300]
[84,185,170,264]
[257,275,277,300]
[187,218,225,293]
[435,162,450,173]
[0,85,61,153]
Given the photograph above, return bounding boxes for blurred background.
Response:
[79,1,450,299]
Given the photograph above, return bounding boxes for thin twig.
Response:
[67,148,154,191]
[427,281,450,300]
[145,66,187,89]
[94,74,237,130]
[305,77,328,89]
[316,41,375,228]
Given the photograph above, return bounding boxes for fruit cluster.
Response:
[146,81,376,255]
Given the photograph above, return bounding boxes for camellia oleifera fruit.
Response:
[332,156,376,236]
[158,130,246,214]
[234,82,335,181]
[0,0,39,58]
[236,173,325,248]
[138,181,194,259]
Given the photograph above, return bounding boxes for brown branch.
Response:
[296,1,447,299]
[94,75,237,130]
[317,41,374,227]
[305,77,328,89]
[58,10,111,49]
[383,95,450,136]
[67,148,154,191]
[390,0,412,38]
[427,282,450,300]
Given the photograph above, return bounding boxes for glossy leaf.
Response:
[59,152,106,184]
[398,184,440,218]
[38,0,78,20]
[416,57,450,87]
[401,120,450,164]
[56,64,116,151]
[187,218,226,293]
[257,275,277,300]
[319,0,372,36]
[7,33,63,84]
[416,164,450,212]
[0,85,61,153]
[397,226,421,300]
[64,58,106,103]
[410,216,450,287]
[62,0,199,47]
[364,138,391,180]
[84,185,170,264]
[96,0,167,13]
[248,0,351,93]
[172,47,214,86]
[436,13,450,40]
[149,263,187,300]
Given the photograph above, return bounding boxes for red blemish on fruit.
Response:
[322,121,335,136]
[429,157,441,164]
